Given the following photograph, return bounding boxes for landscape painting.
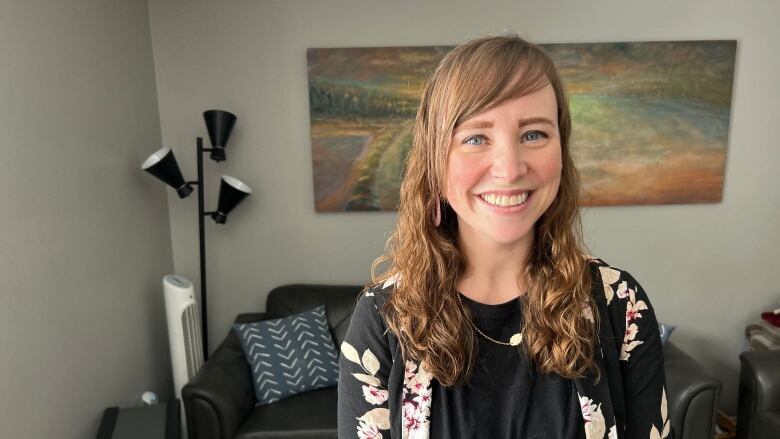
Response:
[307,40,737,211]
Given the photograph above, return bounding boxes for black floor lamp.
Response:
[141,109,251,361]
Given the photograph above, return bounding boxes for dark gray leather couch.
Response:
[736,349,780,439]
[664,342,722,438]
[182,284,722,439]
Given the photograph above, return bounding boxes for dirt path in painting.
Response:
[315,132,375,211]
[375,123,412,209]
[315,120,411,211]
[343,123,411,209]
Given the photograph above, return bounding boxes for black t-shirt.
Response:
[428,293,586,438]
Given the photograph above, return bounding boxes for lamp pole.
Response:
[186,136,212,361]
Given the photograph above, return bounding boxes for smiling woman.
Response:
[337,35,670,439]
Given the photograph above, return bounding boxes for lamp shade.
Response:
[141,147,193,198]
[212,175,251,224]
[203,110,237,162]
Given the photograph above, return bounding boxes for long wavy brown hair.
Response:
[369,35,599,386]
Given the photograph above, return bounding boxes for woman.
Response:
[337,35,670,439]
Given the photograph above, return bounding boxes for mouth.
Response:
[478,191,533,209]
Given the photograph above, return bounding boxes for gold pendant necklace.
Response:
[457,293,524,346]
[471,321,524,346]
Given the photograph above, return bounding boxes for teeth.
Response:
[480,192,529,207]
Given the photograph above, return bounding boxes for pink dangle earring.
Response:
[433,200,442,227]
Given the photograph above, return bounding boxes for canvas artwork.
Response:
[307,40,737,212]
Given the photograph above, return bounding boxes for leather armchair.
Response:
[736,350,780,439]
[183,284,722,439]
[664,342,722,439]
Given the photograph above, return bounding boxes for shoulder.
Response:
[340,278,399,370]
[360,273,399,312]
[587,256,635,285]
[348,274,398,336]
[586,256,651,308]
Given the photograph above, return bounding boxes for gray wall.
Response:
[0,1,173,437]
[148,0,780,414]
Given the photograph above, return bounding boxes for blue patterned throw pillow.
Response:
[233,305,339,405]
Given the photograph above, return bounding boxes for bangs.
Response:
[445,41,555,129]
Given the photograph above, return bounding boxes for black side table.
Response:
[96,399,180,439]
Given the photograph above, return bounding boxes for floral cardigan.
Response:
[337,258,672,439]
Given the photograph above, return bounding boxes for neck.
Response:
[456,225,533,305]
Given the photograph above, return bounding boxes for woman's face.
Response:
[444,83,562,248]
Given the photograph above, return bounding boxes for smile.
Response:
[479,191,530,207]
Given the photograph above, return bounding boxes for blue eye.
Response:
[523,131,548,142]
[463,135,486,146]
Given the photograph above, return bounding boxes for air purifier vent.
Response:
[181,302,203,379]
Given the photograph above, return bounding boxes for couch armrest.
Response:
[739,350,780,411]
[664,341,721,439]
[764,411,780,435]
[182,313,267,439]
[736,350,780,439]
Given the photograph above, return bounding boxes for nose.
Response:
[490,140,528,182]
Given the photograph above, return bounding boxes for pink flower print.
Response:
[624,323,639,341]
[403,400,422,431]
[402,360,432,438]
[408,425,429,439]
[409,378,426,395]
[579,396,596,421]
[625,304,642,324]
[357,420,382,439]
[404,360,417,380]
[579,394,607,438]
[616,281,630,299]
[582,303,595,322]
[362,385,389,405]
[625,294,648,327]
[412,386,432,416]
[620,339,644,361]
[408,366,432,394]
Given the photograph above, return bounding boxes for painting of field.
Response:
[307,41,736,211]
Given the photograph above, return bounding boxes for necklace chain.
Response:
[469,320,524,346]
[457,293,524,347]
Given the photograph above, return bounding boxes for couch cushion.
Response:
[233,387,337,439]
[265,284,364,347]
[234,305,339,405]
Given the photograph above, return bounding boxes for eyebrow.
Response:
[455,117,555,132]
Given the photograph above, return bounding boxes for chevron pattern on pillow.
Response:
[234,305,340,405]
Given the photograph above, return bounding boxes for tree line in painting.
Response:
[309,79,417,118]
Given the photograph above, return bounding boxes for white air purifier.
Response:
[163,274,204,439]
